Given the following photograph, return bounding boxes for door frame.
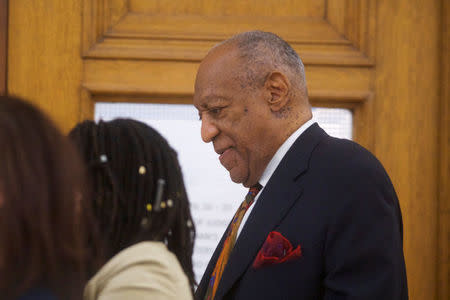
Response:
[0,0,7,94]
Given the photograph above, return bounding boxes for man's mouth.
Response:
[219,148,234,169]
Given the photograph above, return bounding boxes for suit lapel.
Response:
[214,123,326,299]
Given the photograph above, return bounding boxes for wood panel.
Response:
[327,0,376,58]
[129,0,325,17]
[106,15,341,41]
[82,0,373,67]
[375,1,440,299]
[438,0,449,298]
[81,0,127,54]
[8,0,83,132]
[83,60,372,96]
[0,0,7,94]
[85,37,372,67]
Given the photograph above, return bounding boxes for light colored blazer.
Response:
[84,241,193,300]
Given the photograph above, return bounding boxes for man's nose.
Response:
[201,117,219,143]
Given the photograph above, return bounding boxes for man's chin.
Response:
[228,170,248,186]
[232,172,260,188]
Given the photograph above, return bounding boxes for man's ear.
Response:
[264,71,290,112]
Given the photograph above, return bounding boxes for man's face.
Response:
[194,47,274,187]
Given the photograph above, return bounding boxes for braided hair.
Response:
[69,119,196,293]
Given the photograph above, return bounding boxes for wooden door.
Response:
[7,1,447,299]
[0,0,7,94]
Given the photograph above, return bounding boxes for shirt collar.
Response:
[258,119,316,187]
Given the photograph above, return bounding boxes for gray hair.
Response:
[224,30,306,90]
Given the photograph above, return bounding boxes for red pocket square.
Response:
[253,231,301,269]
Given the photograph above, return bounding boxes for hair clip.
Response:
[139,166,146,175]
[154,179,166,212]
[99,154,108,163]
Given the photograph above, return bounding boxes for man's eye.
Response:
[210,108,222,115]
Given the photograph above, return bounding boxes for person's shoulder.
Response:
[85,242,192,300]
[305,135,400,221]
[308,134,396,196]
[314,135,386,174]
[125,241,185,275]
[92,241,185,282]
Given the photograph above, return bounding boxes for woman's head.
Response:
[69,119,196,290]
[0,95,96,299]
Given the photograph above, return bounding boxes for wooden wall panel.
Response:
[85,38,371,67]
[8,0,83,132]
[129,0,325,17]
[0,0,7,94]
[83,61,372,96]
[105,15,346,43]
[82,0,373,68]
[438,0,449,298]
[375,1,440,299]
[326,0,376,59]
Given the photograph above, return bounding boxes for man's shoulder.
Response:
[296,124,380,169]
[299,134,399,215]
[314,135,383,170]
[304,135,393,190]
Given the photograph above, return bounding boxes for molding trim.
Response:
[82,0,375,66]
[326,0,376,59]
[438,0,450,298]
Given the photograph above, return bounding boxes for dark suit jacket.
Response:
[195,123,408,300]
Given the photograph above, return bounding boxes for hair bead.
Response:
[139,166,146,175]
[99,154,108,163]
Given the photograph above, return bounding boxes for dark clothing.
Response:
[17,288,57,300]
[196,123,408,300]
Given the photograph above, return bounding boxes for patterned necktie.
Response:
[204,183,263,300]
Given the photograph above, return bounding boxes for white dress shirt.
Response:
[236,119,316,239]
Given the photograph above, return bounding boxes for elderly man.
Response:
[194,31,408,300]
